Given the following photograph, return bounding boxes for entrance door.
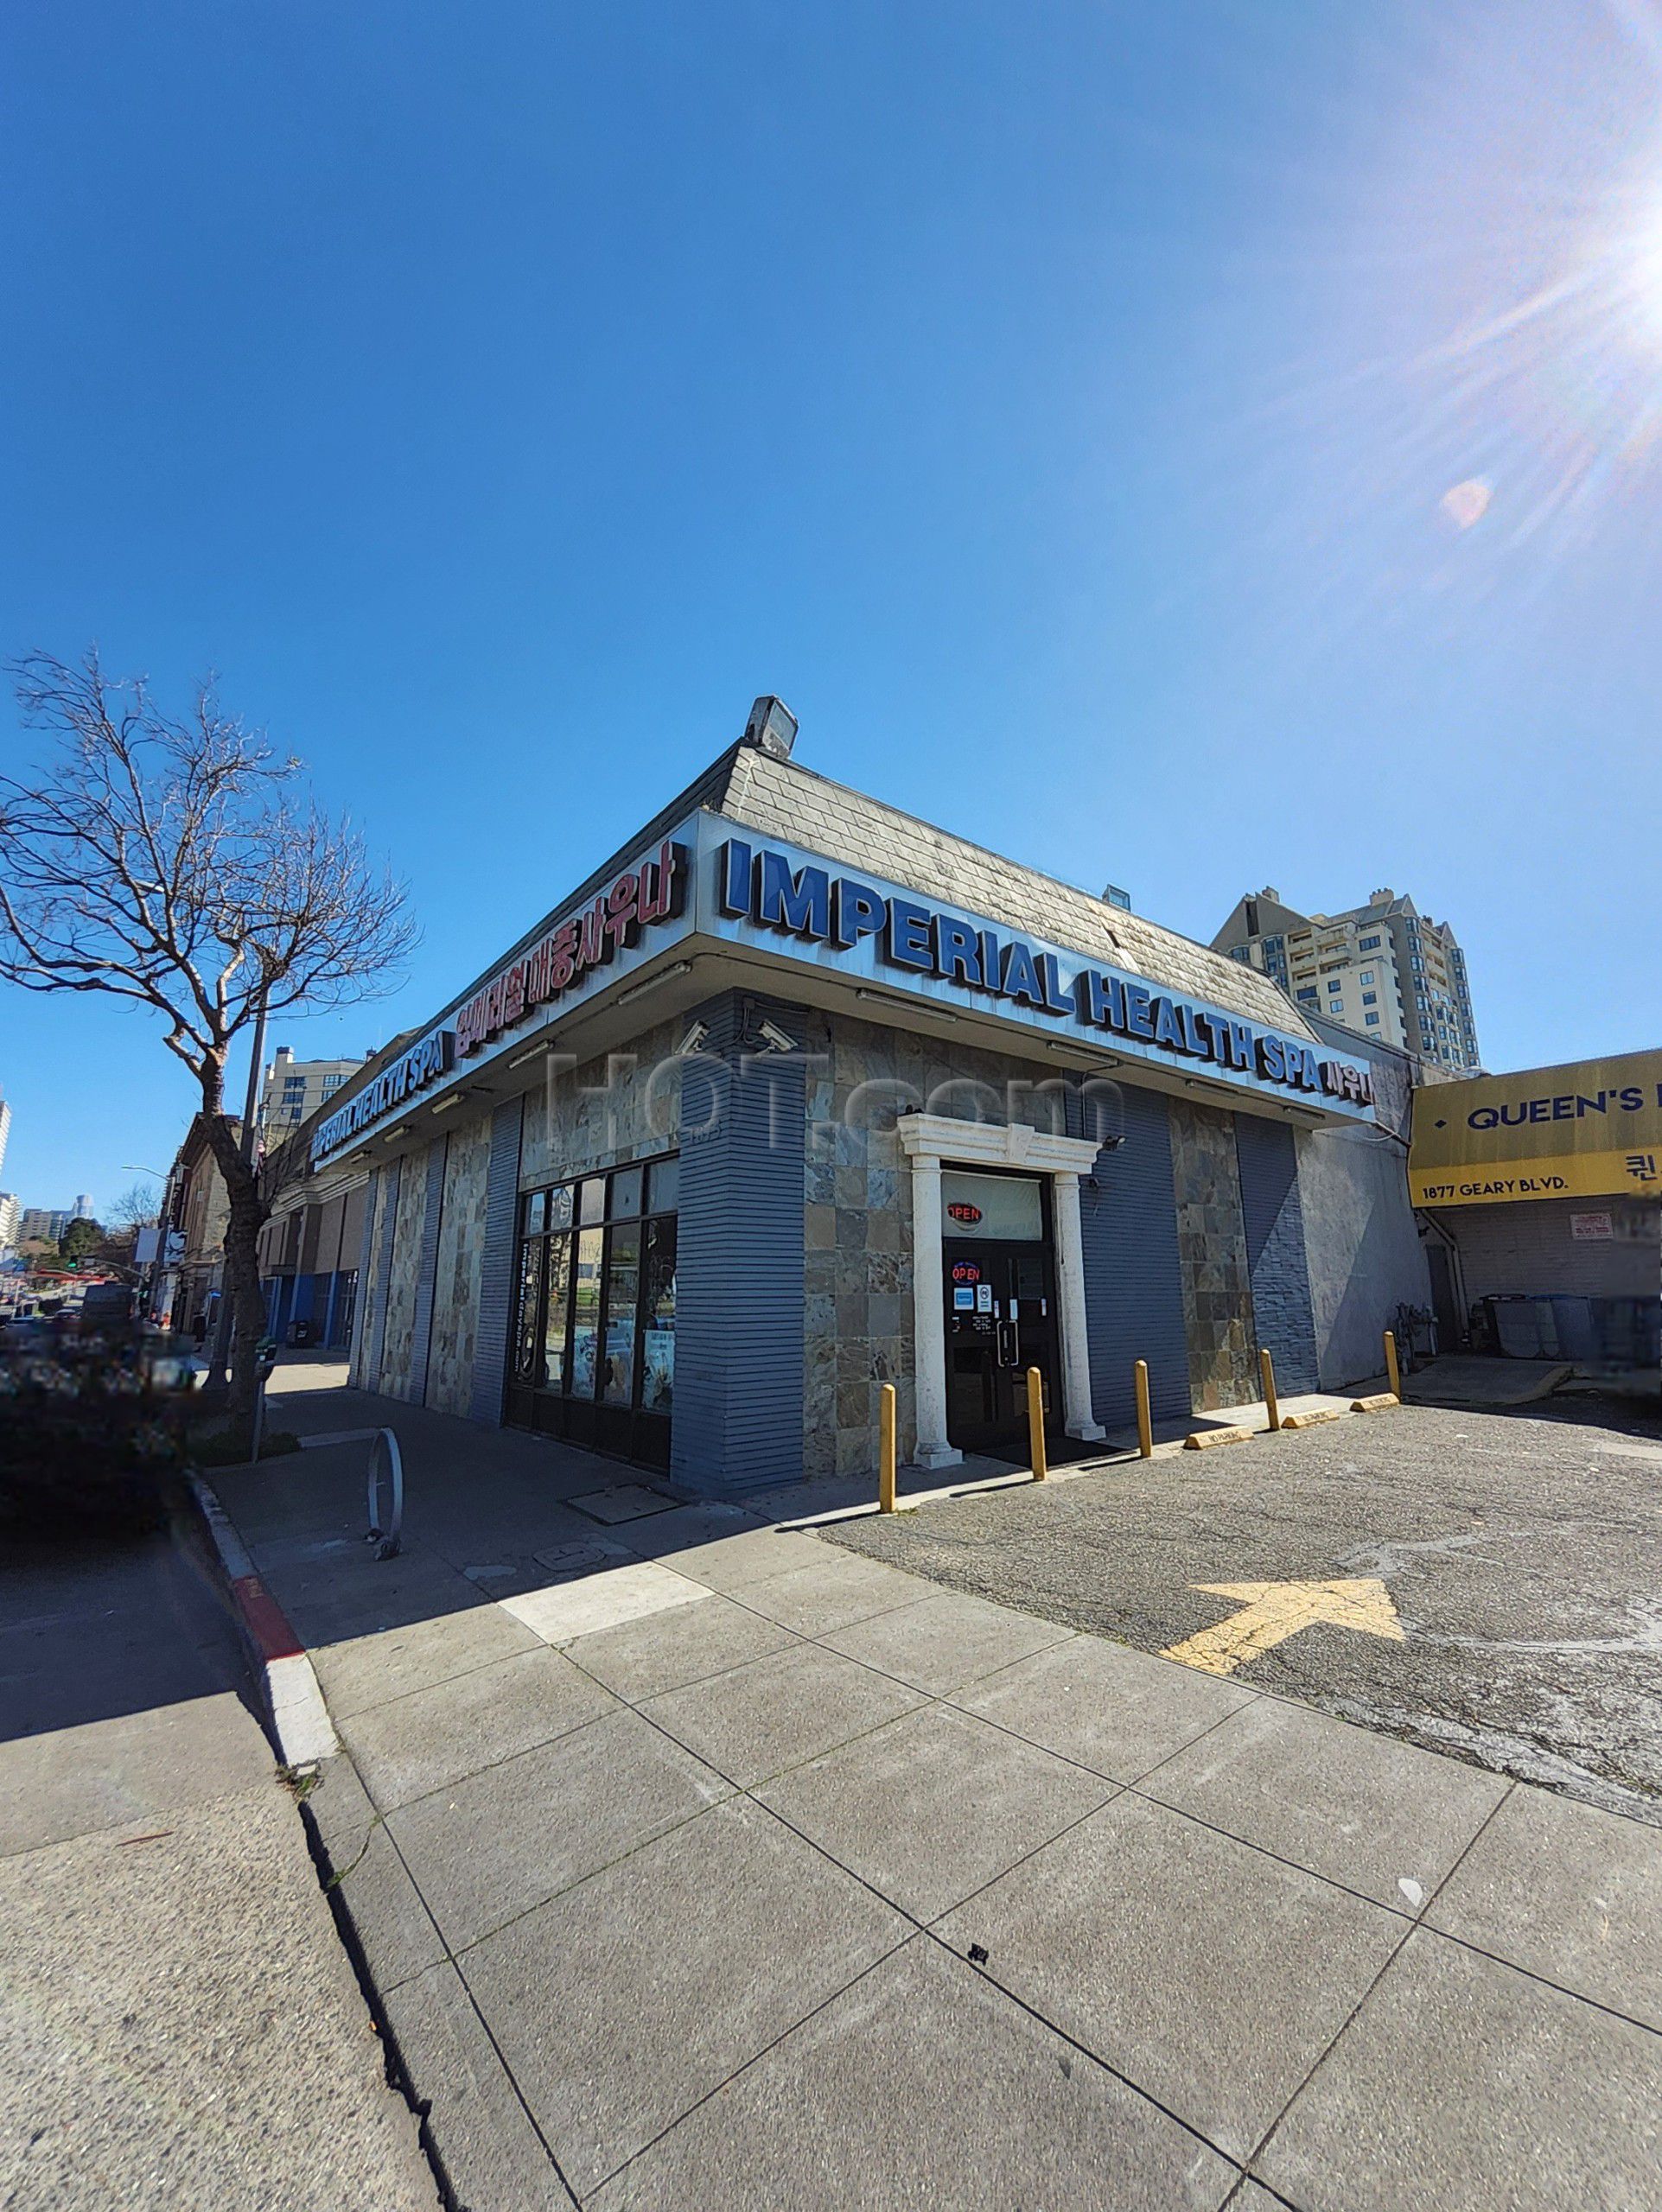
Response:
[944,1243,1060,1458]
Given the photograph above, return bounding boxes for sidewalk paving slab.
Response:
[948,1630,1256,1782]
[636,1638,927,1789]
[728,1548,937,1636]
[1423,1783,1662,2030]
[818,1587,1074,1694]
[589,1936,1238,2212]
[462,1795,913,2199]
[559,1588,797,1702]
[1141,1696,1511,1913]
[386,1707,733,1950]
[315,1600,544,1719]
[338,1645,621,1808]
[937,1791,1407,2164]
[756,1700,1115,1923]
[308,1764,451,1992]
[502,1558,710,1642]
[1257,1927,1662,2212]
[380,1960,579,2212]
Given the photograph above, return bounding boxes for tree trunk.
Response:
[201,1108,270,1423]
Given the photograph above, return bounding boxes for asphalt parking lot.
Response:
[829,1399,1662,1825]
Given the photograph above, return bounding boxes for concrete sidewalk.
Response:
[0,1508,436,2212]
[211,1377,1662,2211]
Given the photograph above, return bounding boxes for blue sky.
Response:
[3,1,1659,1217]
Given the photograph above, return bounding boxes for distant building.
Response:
[0,1192,18,1252]
[154,1118,240,1337]
[1212,887,1481,1073]
[0,1096,10,1186]
[70,1192,96,1221]
[1409,1048,1660,1368]
[18,1206,70,1244]
[258,1046,362,1145]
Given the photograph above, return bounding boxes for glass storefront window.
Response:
[543,1233,572,1391]
[640,1216,676,1413]
[513,1239,544,1382]
[602,1223,640,1406]
[569,1225,604,1397]
[646,1156,678,1216]
[509,1153,678,1430]
[610,1165,643,1220]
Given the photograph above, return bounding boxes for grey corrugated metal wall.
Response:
[672,990,806,1496]
[362,1158,401,1392]
[1073,1081,1192,1427]
[1236,1116,1320,1393]
[1437,1196,1659,1302]
[408,1137,449,1404]
[469,1096,525,1425]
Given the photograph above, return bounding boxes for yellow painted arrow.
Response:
[1162,1578,1404,1678]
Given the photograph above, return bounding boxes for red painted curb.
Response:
[189,1475,338,1764]
[232,1573,305,1664]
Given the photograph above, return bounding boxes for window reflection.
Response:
[641,1216,676,1413]
[602,1223,640,1406]
[569,1225,603,1398]
[543,1233,571,1392]
[510,1154,678,1427]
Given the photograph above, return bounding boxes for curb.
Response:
[188,1475,340,1767]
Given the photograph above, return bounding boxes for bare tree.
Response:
[107,1181,162,1232]
[0,650,416,1417]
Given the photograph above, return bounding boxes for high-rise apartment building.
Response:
[0,1193,18,1253]
[258,1046,363,1143]
[1213,887,1481,1073]
[18,1206,70,1244]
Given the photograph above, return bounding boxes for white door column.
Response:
[898,1113,1103,1471]
[1052,1170,1106,1441]
[907,1151,962,1470]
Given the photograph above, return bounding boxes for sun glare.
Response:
[1622,202,1662,347]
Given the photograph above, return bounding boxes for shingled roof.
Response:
[713,746,1316,1041]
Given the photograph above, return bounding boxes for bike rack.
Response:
[365,1427,404,1560]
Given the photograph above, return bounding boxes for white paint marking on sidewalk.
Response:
[1162,1576,1404,1678]
[501,1560,712,1643]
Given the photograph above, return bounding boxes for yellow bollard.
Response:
[1384,1329,1402,1403]
[1135,1359,1154,1459]
[1260,1346,1280,1432]
[878,1382,898,1513]
[1026,1366,1048,1480]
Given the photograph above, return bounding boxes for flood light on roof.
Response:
[742,696,798,758]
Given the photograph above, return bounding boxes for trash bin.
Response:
[289,1318,315,1348]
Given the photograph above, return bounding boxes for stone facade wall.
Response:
[349,1167,388,1391]
[379,1154,429,1401]
[801,1012,1073,1479]
[426,1109,494,1418]
[518,1016,682,1190]
[1168,1096,1258,1410]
